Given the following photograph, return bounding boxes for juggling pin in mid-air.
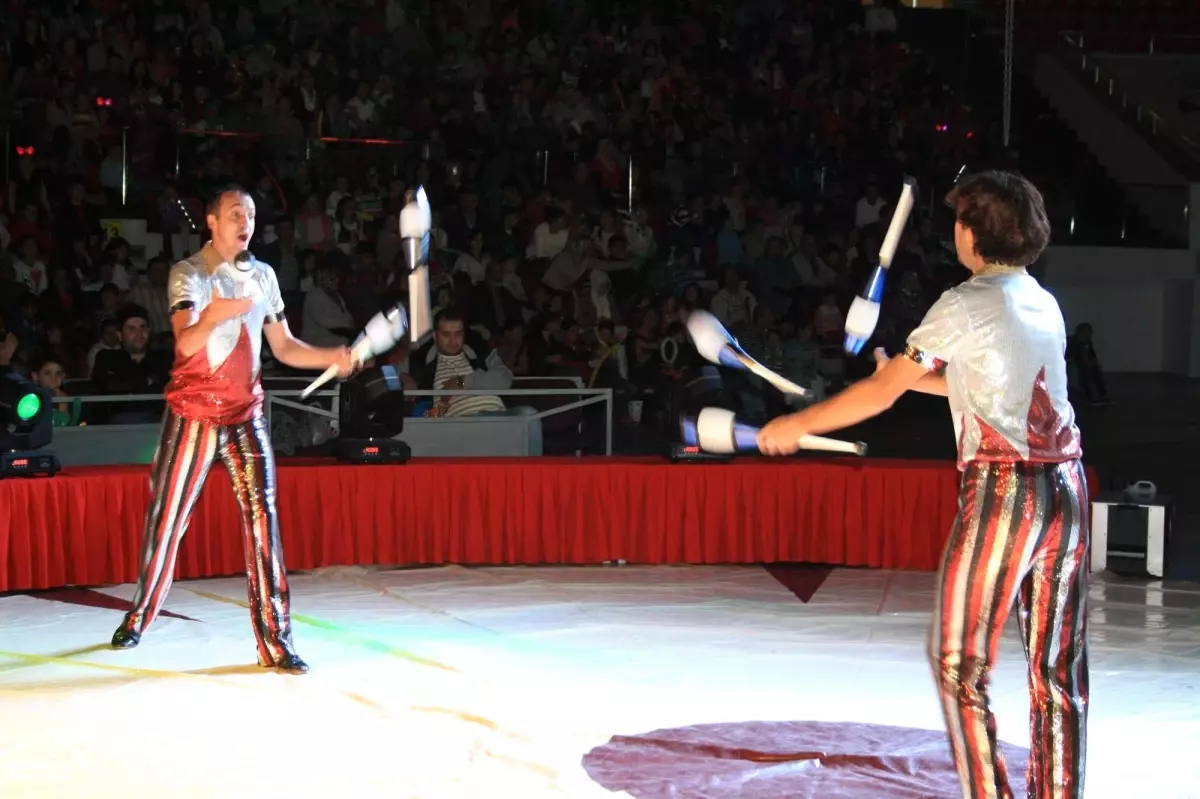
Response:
[680,407,867,457]
[844,177,918,355]
[402,186,433,344]
[300,304,408,398]
[686,310,810,397]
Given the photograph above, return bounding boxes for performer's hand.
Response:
[873,347,890,374]
[332,347,357,377]
[204,297,254,323]
[757,414,807,457]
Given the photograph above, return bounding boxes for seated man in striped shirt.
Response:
[409,309,514,417]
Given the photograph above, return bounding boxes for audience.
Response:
[0,0,992,442]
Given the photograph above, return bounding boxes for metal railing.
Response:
[58,384,615,456]
[1058,31,1200,179]
[1058,31,1200,57]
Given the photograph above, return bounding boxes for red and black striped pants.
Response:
[121,411,297,666]
[930,459,1089,799]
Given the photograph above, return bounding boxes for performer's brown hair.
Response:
[945,171,1051,266]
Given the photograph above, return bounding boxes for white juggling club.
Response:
[843,176,917,355]
[402,186,433,345]
[687,310,810,396]
[300,304,408,398]
[680,407,867,457]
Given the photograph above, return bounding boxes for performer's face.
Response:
[207,192,256,257]
[435,319,465,356]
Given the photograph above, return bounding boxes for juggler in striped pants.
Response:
[929,460,1090,799]
[117,410,297,666]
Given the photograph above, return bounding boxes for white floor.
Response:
[1,565,1198,798]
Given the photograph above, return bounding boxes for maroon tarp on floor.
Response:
[583,720,1029,798]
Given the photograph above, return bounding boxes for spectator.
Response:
[128,257,173,341]
[0,311,18,375]
[13,237,48,295]
[409,310,514,417]
[471,260,524,338]
[526,207,570,261]
[710,268,757,334]
[855,180,887,228]
[1067,322,1111,405]
[300,264,356,348]
[813,292,846,347]
[87,317,121,376]
[296,195,334,251]
[453,229,491,286]
[29,356,82,427]
[91,304,171,423]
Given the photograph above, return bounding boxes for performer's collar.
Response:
[200,241,244,272]
[199,242,224,273]
[973,262,1027,278]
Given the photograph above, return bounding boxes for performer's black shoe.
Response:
[260,652,309,675]
[111,624,141,649]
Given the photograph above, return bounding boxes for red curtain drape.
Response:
[0,458,1100,592]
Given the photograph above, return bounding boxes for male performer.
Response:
[111,186,355,674]
[758,171,1087,799]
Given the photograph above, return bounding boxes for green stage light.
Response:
[0,372,57,476]
[15,393,41,422]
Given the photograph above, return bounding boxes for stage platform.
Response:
[1,564,1194,798]
[0,457,1101,593]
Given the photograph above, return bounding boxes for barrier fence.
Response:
[44,382,614,467]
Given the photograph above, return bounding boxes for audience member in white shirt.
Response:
[855,181,887,228]
[792,235,839,289]
[13,237,49,295]
[525,207,570,260]
[452,230,490,285]
[325,176,352,217]
[722,179,749,232]
[623,206,656,259]
[710,267,758,333]
[301,264,356,348]
[127,257,172,337]
[345,82,377,130]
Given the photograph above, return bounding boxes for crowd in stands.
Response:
[7,0,1113,442]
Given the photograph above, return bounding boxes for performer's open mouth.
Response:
[237,233,250,245]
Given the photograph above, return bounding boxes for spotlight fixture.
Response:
[335,365,411,465]
[0,373,59,477]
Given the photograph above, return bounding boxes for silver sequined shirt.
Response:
[904,269,1082,470]
[167,244,286,377]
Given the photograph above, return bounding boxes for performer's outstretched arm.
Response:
[264,319,353,373]
[911,373,948,396]
[757,354,928,454]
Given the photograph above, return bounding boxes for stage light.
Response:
[335,365,411,464]
[16,392,40,421]
[95,96,113,107]
[0,373,59,477]
[16,146,35,157]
